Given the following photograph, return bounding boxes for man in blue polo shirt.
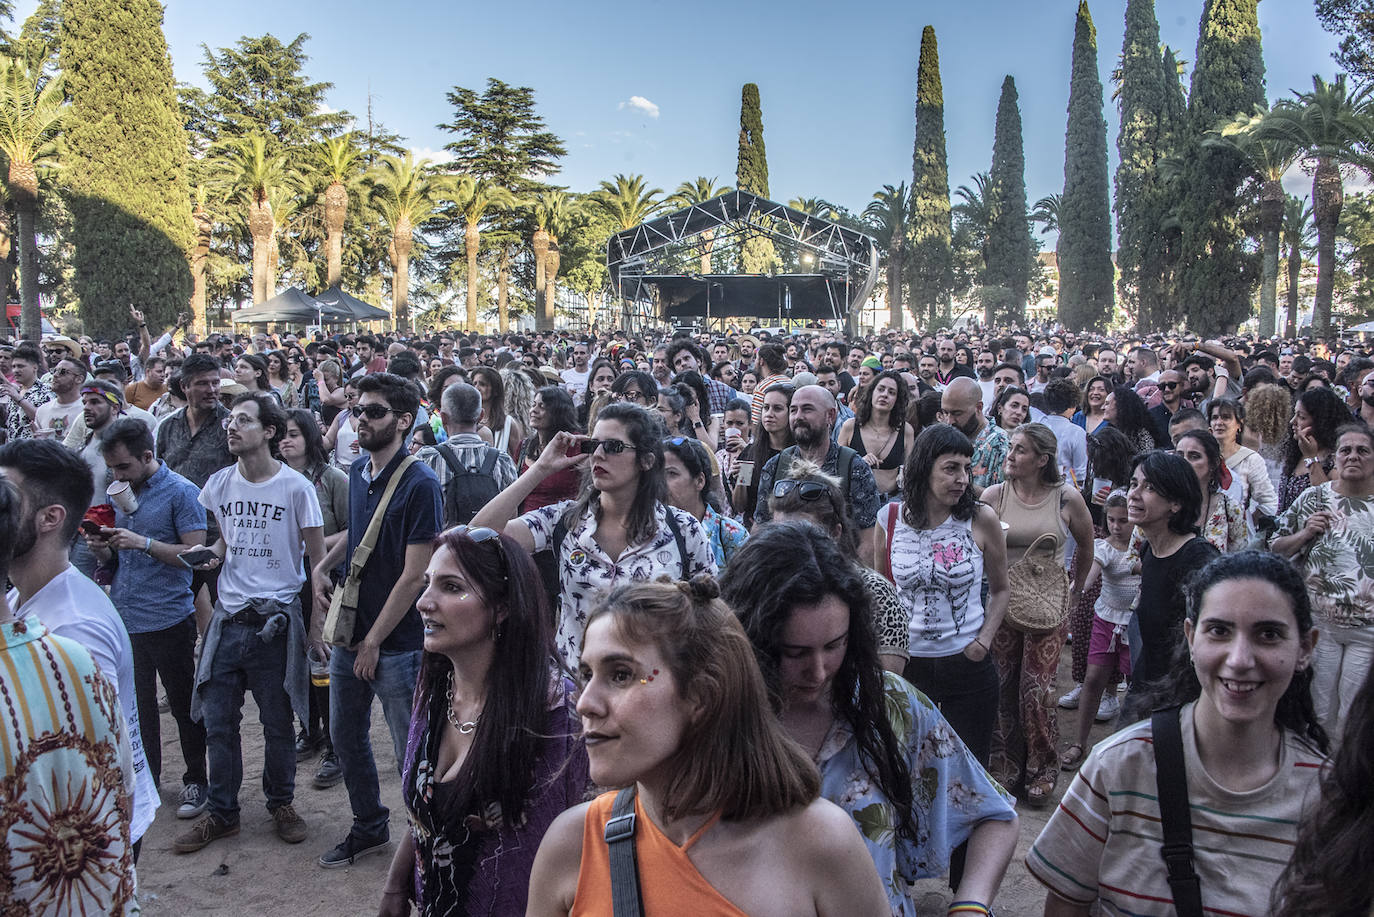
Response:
[312,372,441,869]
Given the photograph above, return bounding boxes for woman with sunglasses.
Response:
[322,378,363,470]
[724,522,1018,917]
[470,402,716,667]
[733,384,795,529]
[378,526,589,917]
[528,576,888,917]
[662,435,746,569]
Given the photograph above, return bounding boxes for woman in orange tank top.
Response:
[526,577,889,917]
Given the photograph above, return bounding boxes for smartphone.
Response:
[178,547,218,569]
[79,520,103,536]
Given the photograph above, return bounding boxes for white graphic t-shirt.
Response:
[199,462,323,611]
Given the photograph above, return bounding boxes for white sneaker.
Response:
[1058,684,1082,709]
[1096,693,1120,722]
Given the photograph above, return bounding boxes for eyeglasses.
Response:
[1158,382,1179,391]
[352,404,400,420]
[612,389,646,403]
[772,479,829,501]
[578,439,633,455]
[222,415,262,430]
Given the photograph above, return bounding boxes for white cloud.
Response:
[618,96,660,119]
[410,146,456,166]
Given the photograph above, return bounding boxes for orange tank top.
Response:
[570,791,748,917]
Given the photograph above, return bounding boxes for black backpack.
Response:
[437,443,502,527]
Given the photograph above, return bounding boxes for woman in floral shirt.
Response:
[723,522,1018,917]
[661,435,747,568]
[1175,429,1248,552]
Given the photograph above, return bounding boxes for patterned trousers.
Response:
[990,620,1066,790]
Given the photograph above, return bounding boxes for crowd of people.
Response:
[2,312,1374,915]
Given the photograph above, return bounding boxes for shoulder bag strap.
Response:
[605,787,644,917]
[348,456,417,579]
[1152,706,1204,917]
[663,507,688,577]
[884,501,900,581]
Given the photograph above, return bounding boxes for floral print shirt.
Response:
[970,421,1009,491]
[818,673,1015,916]
[1275,482,1374,627]
[1201,491,1248,554]
[699,504,748,569]
[4,378,51,441]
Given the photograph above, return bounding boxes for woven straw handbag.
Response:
[1004,532,1070,634]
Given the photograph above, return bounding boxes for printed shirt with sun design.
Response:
[815,672,1015,917]
[1274,482,1374,627]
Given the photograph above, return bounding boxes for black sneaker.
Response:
[174,813,239,854]
[295,728,320,761]
[318,831,389,869]
[313,750,343,789]
[177,782,209,819]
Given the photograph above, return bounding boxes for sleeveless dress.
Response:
[334,416,361,470]
[887,511,986,657]
[571,792,747,917]
[849,423,905,470]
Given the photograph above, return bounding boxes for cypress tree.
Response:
[1058,1,1115,331]
[909,25,953,329]
[1115,0,1171,330]
[985,75,1034,326]
[736,82,776,274]
[61,0,193,335]
[1175,0,1265,334]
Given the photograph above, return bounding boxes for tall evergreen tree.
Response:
[985,75,1035,326]
[1058,1,1115,331]
[1175,0,1265,334]
[61,0,193,334]
[736,82,776,273]
[909,25,953,329]
[1114,0,1174,331]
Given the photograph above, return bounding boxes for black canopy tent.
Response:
[314,285,390,322]
[606,190,879,330]
[231,287,352,325]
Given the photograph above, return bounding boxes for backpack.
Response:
[437,443,503,527]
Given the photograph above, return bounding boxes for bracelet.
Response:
[143,536,153,554]
[949,903,990,916]
[973,638,988,652]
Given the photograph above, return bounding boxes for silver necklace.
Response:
[445,671,481,735]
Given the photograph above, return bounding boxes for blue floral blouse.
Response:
[700,504,749,569]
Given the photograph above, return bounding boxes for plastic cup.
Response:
[107,481,138,514]
[308,647,330,688]
[1092,477,1112,505]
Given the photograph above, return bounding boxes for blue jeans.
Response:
[201,618,296,823]
[328,646,422,840]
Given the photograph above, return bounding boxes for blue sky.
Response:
[18,1,1342,219]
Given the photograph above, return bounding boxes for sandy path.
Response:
[137,642,1114,915]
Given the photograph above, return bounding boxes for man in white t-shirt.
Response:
[0,438,160,855]
[560,340,592,399]
[175,392,325,855]
[33,356,86,440]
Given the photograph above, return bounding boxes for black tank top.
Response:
[849,422,905,470]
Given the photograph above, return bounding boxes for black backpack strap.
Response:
[479,446,500,477]
[437,442,462,477]
[1152,706,1204,917]
[604,787,643,917]
[663,508,688,578]
[835,445,857,502]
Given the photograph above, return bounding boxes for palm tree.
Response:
[1282,195,1313,339]
[451,177,514,330]
[311,134,363,288]
[1253,75,1374,338]
[1030,193,1061,235]
[864,184,911,330]
[0,53,62,341]
[214,134,296,304]
[190,184,213,334]
[369,152,453,333]
[264,185,301,294]
[1204,108,1302,336]
[787,197,840,220]
[667,176,731,274]
[954,172,995,273]
[531,190,576,331]
[592,173,663,231]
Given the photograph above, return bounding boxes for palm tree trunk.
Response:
[465,221,480,330]
[393,219,413,333]
[1259,179,1283,338]
[191,204,213,336]
[888,238,904,331]
[249,195,274,305]
[532,227,548,332]
[1311,158,1342,340]
[1286,238,1301,339]
[324,181,347,288]
[0,204,14,312]
[544,245,560,329]
[496,247,510,334]
[9,160,39,341]
[701,228,715,275]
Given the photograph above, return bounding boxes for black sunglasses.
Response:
[452,524,501,544]
[352,404,401,420]
[612,389,646,402]
[579,439,633,455]
[772,479,829,501]
[1158,382,1179,391]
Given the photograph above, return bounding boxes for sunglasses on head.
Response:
[351,404,400,420]
[452,524,501,544]
[578,439,633,455]
[772,479,829,501]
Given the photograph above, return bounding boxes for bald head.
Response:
[940,376,985,438]
[794,384,836,413]
[789,384,837,447]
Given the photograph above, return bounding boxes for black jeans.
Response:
[130,615,207,788]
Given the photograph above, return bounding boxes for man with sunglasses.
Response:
[1147,369,1187,447]
[33,357,86,440]
[311,372,441,869]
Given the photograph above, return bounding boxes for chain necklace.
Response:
[445,671,482,735]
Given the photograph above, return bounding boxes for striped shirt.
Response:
[1027,702,1323,916]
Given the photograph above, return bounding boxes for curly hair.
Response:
[1244,383,1293,450]
[853,369,909,429]
[1282,386,1349,476]
[1108,384,1154,449]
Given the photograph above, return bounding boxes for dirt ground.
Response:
[137,642,1115,916]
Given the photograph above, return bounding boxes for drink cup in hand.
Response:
[107,481,138,514]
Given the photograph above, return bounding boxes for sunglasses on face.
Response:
[579,439,633,455]
[1159,382,1179,391]
[612,390,646,402]
[772,479,828,501]
[351,404,400,420]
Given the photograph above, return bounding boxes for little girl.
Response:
[1059,490,1139,770]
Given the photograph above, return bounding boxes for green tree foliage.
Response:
[863,184,910,330]
[986,76,1035,326]
[61,0,193,336]
[368,153,452,332]
[1175,0,1265,335]
[909,25,953,329]
[1114,0,1178,331]
[1338,191,1374,315]
[439,78,565,193]
[1284,195,1312,337]
[736,82,776,273]
[1316,0,1374,90]
[1058,1,1115,331]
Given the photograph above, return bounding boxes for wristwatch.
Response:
[1303,456,1321,470]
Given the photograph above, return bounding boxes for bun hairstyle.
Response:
[674,573,720,605]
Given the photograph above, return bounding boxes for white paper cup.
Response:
[107,481,138,514]
[1092,477,1112,504]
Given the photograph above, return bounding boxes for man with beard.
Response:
[933,336,972,389]
[1179,348,1241,413]
[752,384,880,563]
[175,392,325,854]
[823,340,856,395]
[917,354,939,393]
[941,377,1007,497]
[33,356,86,439]
[311,373,441,869]
[0,438,160,858]
[1147,369,1187,446]
[667,337,735,414]
[974,348,998,407]
[560,340,592,400]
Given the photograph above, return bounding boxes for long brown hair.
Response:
[584,577,819,821]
